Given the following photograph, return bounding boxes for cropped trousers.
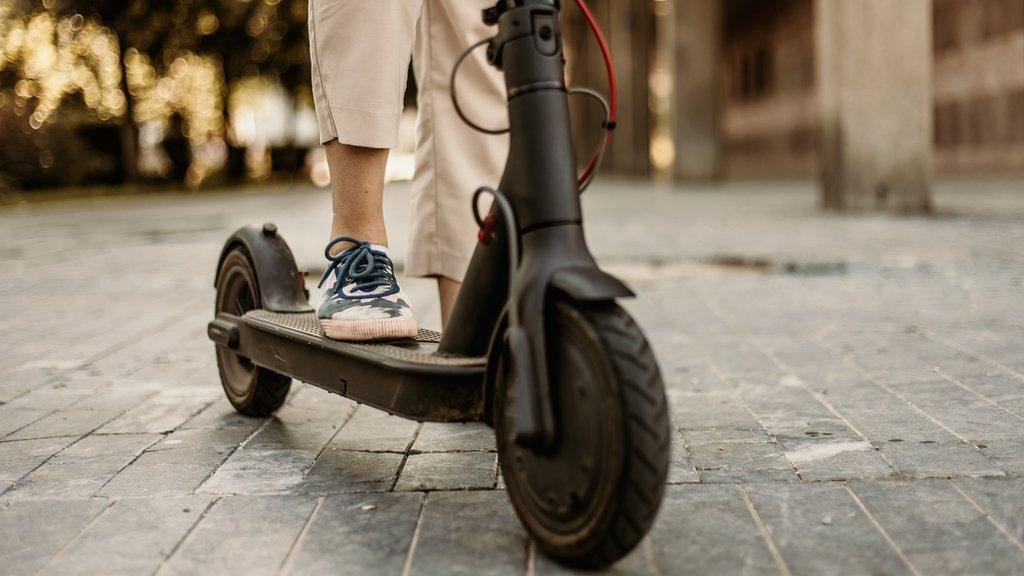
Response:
[309,0,509,281]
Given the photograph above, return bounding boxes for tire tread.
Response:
[561,303,671,569]
[235,371,290,417]
[215,248,291,418]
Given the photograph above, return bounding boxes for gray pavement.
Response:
[2,178,1024,575]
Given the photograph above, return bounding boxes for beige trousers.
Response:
[309,0,509,281]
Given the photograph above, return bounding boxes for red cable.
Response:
[573,0,617,187]
[478,1,617,244]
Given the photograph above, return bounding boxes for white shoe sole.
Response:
[320,316,418,341]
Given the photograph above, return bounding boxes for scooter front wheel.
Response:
[495,300,670,569]
[214,248,291,416]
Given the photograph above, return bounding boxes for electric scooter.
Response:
[208,0,670,568]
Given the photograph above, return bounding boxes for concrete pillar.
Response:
[815,0,934,213]
[562,1,651,176]
[672,0,723,180]
[607,0,653,175]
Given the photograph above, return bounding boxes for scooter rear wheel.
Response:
[214,248,291,416]
[495,300,670,569]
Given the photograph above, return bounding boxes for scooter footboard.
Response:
[213,309,487,422]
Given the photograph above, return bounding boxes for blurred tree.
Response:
[0,4,127,188]
[50,0,311,182]
[0,105,84,189]
[193,0,311,93]
[49,0,151,182]
[191,0,311,178]
[1,0,313,187]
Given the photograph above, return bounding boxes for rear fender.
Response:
[215,224,312,313]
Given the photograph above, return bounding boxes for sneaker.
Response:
[316,237,417,341]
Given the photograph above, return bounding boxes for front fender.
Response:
[549,264,634,301]
[215,224,312,313]
[483,264,632,427]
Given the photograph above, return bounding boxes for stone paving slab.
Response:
[95,389,219,435]
[328,406,419,453]
[98,428,255,499]
[199,448,317,496]
[299,449,405,494]
[951,477,1024,544]
[408,491,525,576]
[533,548,652,576]
[778,436,895,481]
[667,429,700,484]
[746,482,915,575]
[2,179,1024,573]
[848,479,1024,574]
[877,440,1005,479]
[0,498,110,576]
[7,396,154,441]
[6,433,162,500]
[394,452,498,491]
[687,440,795,480]
[40,496,213,576]
[0,407,49,438]
[649,484,779,575]
[282,493,422,576]
[158,495,319,576]
[0,436,77,484]
[412,422,495,453]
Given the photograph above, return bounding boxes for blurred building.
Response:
[2,0,1020,206]
[932,0,1024,173]
[723,0,1023,178]
[568,0,1023,211]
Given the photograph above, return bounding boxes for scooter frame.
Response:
[208,3,670,566]
[208,0,631,435]
[442,0,633,449]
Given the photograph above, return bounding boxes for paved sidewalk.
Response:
[1,179,1023,575]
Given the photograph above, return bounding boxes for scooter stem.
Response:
[440,0,578,357]
[442,0,630,449]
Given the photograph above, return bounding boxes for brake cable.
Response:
[451,0,618,191]
[572,0,618,191]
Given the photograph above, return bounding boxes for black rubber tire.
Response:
[214,248,291,417]
[496,300,670,569]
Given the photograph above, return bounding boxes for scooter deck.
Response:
[229,310,486,422]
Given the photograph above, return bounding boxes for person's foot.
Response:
[316,237,417,341]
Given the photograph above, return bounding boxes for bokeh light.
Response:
[1,0,314,190]
[1,12,125,126]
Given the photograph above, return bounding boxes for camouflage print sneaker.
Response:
[316,237,417,341]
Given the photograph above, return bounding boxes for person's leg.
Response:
[310,0,421,250]
[408,0,509,329]
[309,0,421,340]
[437,275,461,327]
[324,141,389,253]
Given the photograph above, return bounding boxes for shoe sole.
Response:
[320,317,418,341]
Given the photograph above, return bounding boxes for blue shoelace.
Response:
[317,237,399,299]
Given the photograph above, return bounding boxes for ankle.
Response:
[328,228,387,256]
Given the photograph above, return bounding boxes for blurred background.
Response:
[3,4,1024,570]
[0,0,1020,209]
